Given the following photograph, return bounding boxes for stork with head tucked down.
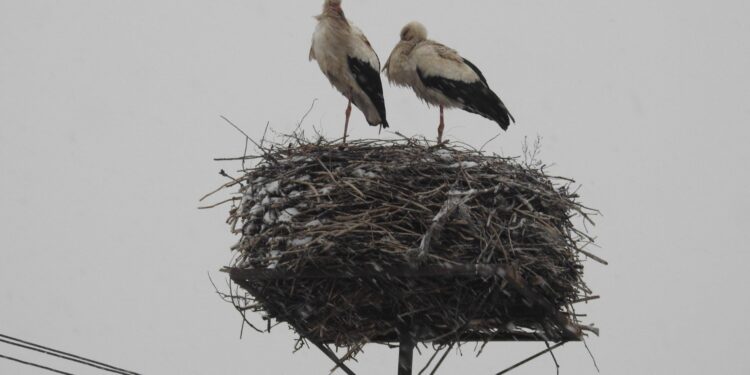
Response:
[384,22,514,144]
[310,0,388,143]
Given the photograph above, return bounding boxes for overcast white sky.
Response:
[1,0,749,374]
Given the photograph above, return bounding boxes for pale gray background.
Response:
[1,0,749,374]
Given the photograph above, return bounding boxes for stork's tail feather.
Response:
[368,120,389,129]
[463,96,514,131]
[480,88,514,131]
[490,105,514,131]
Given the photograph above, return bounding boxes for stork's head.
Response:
[324,0,343,10]
[400,22,428,42]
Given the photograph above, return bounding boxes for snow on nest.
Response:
[433,148,454,162]
[278,208,300,223]
[352,168,379,178]
[291,237,313,246]
[449,161,480,169]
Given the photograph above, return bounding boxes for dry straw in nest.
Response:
[207,134,602,367]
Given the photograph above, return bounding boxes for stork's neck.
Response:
[397,40,420,56]
[320,5,346,21]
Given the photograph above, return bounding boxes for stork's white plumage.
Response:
[310,0,388,143]
[384,22,514,144]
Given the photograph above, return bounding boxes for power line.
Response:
[0,333,141,375]
[0,336,128,374]
[0,353,77,375]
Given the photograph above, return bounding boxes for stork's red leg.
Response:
[437,105,445,144]
[344,98,352,144]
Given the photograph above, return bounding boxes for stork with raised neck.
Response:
[309,0,388,143]
[384,22,514,144]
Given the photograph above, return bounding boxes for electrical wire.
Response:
[0,353,77,375]
[0,333,140,375]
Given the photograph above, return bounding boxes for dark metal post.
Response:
[397,327,414,375]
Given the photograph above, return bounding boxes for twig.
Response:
[576,248,609,265]
[207,273,263,334]
[260,122,270,150]
[480,132,502,152]
[428,343,454,375]
[418,346,443,375]
[310,342,357,375]
[418,195,471,256]
[572,295,600,304]
[220,116,261,149]
[583,338,600,373]
[198,197,240,210]
[545,341,560,375]
[495,342,566,375]
[242,137,249,170]
[295,99,318,133]
[199,180,241,202]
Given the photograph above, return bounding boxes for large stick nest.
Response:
[215,136,601,348]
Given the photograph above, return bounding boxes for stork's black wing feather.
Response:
[417,66,514,130]
[461,58,488,85]
[348,57,388,128]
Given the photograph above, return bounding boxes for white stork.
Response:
[309,0,388,143]
[384,22,514,144]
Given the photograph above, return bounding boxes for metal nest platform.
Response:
[224,263,586,375]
